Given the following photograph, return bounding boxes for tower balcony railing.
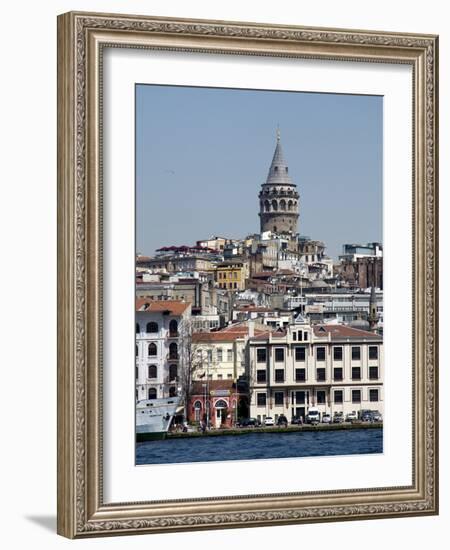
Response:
[259,189,299,198]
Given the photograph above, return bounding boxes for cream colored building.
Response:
[248,322,383,423]
[191,324,270,382]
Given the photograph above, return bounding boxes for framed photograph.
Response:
[57,11,439,538]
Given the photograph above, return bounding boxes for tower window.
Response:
[285,167,288,172]
[274,166,278,172]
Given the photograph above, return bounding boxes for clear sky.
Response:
[136,84,382,260]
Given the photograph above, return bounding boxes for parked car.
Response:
[291,416,304,425]
[361,411,373,422]
[321,413,332,424]
[346,411,358,422]
[333,412,344,424]
[238,417,259,427]
[306,408,320,425]
[264,416,275,426]
[277,414,288,427]
[371,410,383,422]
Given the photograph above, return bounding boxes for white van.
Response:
[306,407,320,424]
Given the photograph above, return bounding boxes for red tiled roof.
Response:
[192,331,248,343]
[192,324,271,343]
[136,299,191,315]
[252,271,276,278]
[313,325,381,340]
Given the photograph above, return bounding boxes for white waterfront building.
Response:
[135,299,191,401]
[248,320,383,423]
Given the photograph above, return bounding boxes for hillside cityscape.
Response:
[135,130,383,460]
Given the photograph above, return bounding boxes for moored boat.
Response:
[136,396,182,441]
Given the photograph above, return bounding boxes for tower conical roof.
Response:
[265,130,295,186]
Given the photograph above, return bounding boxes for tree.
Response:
[177,320,218,422]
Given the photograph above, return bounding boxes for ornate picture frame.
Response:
[57,11,438,538]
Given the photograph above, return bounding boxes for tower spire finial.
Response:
[276,125,281,142]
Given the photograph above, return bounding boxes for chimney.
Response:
[248,320,255,338]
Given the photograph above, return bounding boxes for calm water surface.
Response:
[136,428,383,465]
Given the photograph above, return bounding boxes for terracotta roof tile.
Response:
[136,299,191,315]
[192,324,271,343]
[313,325,381,340]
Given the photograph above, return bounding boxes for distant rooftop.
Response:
[136,299,191,315]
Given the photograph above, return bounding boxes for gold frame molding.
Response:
[57,11,439,538]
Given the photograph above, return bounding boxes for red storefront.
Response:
[188,380,246,428]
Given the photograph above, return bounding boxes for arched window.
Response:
[135,366,138,380]
[264,200,270,212]
[215,399,228,409]
[273,226,277,233]
[148,388,157,399]
[274,166,278,172]
[135,344,138,357]
[169,319,178,337]
[148,343,157,356]
[146,321,158,333]
[169,386,177,397]
[271,200,278,211]
[169,364,177,381]
[288,200,293,211]
[136,323,140,334]
[194,400,202,421]
[148,365,157,378]
[280,199,286,211]
[169,342,178,359]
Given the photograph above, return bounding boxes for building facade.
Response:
[248,323,383,423]
[135,299,191,401]
[188,380,242,428]
[215,261,248,291]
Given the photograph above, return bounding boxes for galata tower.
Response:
[258,130,299,237]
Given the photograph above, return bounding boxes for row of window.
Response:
[256,365,380,383]
[292,331,309,342]
[256,388,380,407]
[136,364,178,380]
[256,345,379,363]
[198,348,234,362]
[136,342,178,358]
[217,271,239,279]
[218,282,239,289]
[135,320,178,335]
[262,198,297,212]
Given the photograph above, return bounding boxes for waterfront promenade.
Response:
[167,422,382,439]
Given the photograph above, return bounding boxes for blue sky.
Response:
[136,85,382,260]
